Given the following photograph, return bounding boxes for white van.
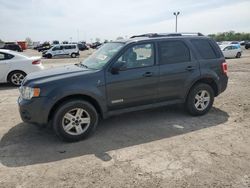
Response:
[43,44,80,58]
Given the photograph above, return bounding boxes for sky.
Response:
[0,0,250,42]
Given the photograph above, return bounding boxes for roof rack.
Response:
[130,32,204,38]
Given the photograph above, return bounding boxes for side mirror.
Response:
[111,61,126,74]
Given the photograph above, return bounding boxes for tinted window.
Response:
[191,39,217,59]
[231,46,238,50]
[64,45,71,49]
[52,46,61,51]
[116,43,154,69]
[158,41,190,64]
[0,52,14,61]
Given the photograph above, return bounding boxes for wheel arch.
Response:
[7,70,27,82]
[48,94,103,122]
[185,77,219,100]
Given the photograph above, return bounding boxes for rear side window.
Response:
[0,52,14,61]
[64,45,71,49]
[158,41,190,64]
[191,39,217,59]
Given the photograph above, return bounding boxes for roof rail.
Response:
[130,32,204,38]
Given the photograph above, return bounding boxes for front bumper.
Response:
[18,96,50,125]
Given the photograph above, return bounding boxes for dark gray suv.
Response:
[18,33,228,142]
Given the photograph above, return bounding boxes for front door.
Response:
[105,43,159,110]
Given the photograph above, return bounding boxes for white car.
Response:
[42,44,80,58]
[220,44,242,58]
[0,49,44,86]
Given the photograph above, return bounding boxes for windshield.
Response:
[80,42,124,69]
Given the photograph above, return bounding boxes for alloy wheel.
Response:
[62,108,91,135]
[194,90,210,111]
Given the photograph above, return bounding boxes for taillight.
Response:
[32,60,41,65]
[221,62,228,75]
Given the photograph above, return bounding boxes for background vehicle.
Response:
[77,42,89,51]
[220,44,242,58]
[52,40,59,45]
[245,42,250,49]
[0,49,44,86]
[1,43,23,52]
[42,44,79,58]
[19,33,228,142]
[90,42,102,49]
[34,42,52,52]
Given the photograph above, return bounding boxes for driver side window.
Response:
[116,43,154,70]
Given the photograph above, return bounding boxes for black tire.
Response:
[185,83,214,116]
[52,100,99,142]
[8,71,26,86]
[236,52,241,58]
[71,53,77,58]
[47,54,52,59]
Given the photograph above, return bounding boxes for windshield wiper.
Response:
[76,63,88,69]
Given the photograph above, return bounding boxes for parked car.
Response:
[53,40,59,45]
[220,44,242,58]
[1,43,23,52]
[37,45,52,52]
[77,42,89,51]
[18,33,228,142]
[90,42,102,49]
[245,42,250,49]
[42,44,79,58]
[0,49,44,86]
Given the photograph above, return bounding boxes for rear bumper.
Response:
[218,75,228,95]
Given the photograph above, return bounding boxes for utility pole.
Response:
[173,12,180,32]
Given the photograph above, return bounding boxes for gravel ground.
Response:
[0,49,250,188]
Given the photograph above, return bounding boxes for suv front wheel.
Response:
[53,100,99,142]
[186,83,214,116]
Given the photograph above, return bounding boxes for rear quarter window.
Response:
[191,39,219,59]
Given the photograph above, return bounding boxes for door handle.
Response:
[186,66,196,71]
[143,72,153,77]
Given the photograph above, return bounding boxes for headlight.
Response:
[19,87,40,100]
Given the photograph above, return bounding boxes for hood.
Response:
[24,64,95,85]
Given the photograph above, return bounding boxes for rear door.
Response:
[190,38,224,80]
[105,43,159,110]
[157,39,200,101]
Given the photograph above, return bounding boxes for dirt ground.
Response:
[0,49,250,188]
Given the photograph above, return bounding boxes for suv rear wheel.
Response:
[53,100,99,142]
[186,83,214,116]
